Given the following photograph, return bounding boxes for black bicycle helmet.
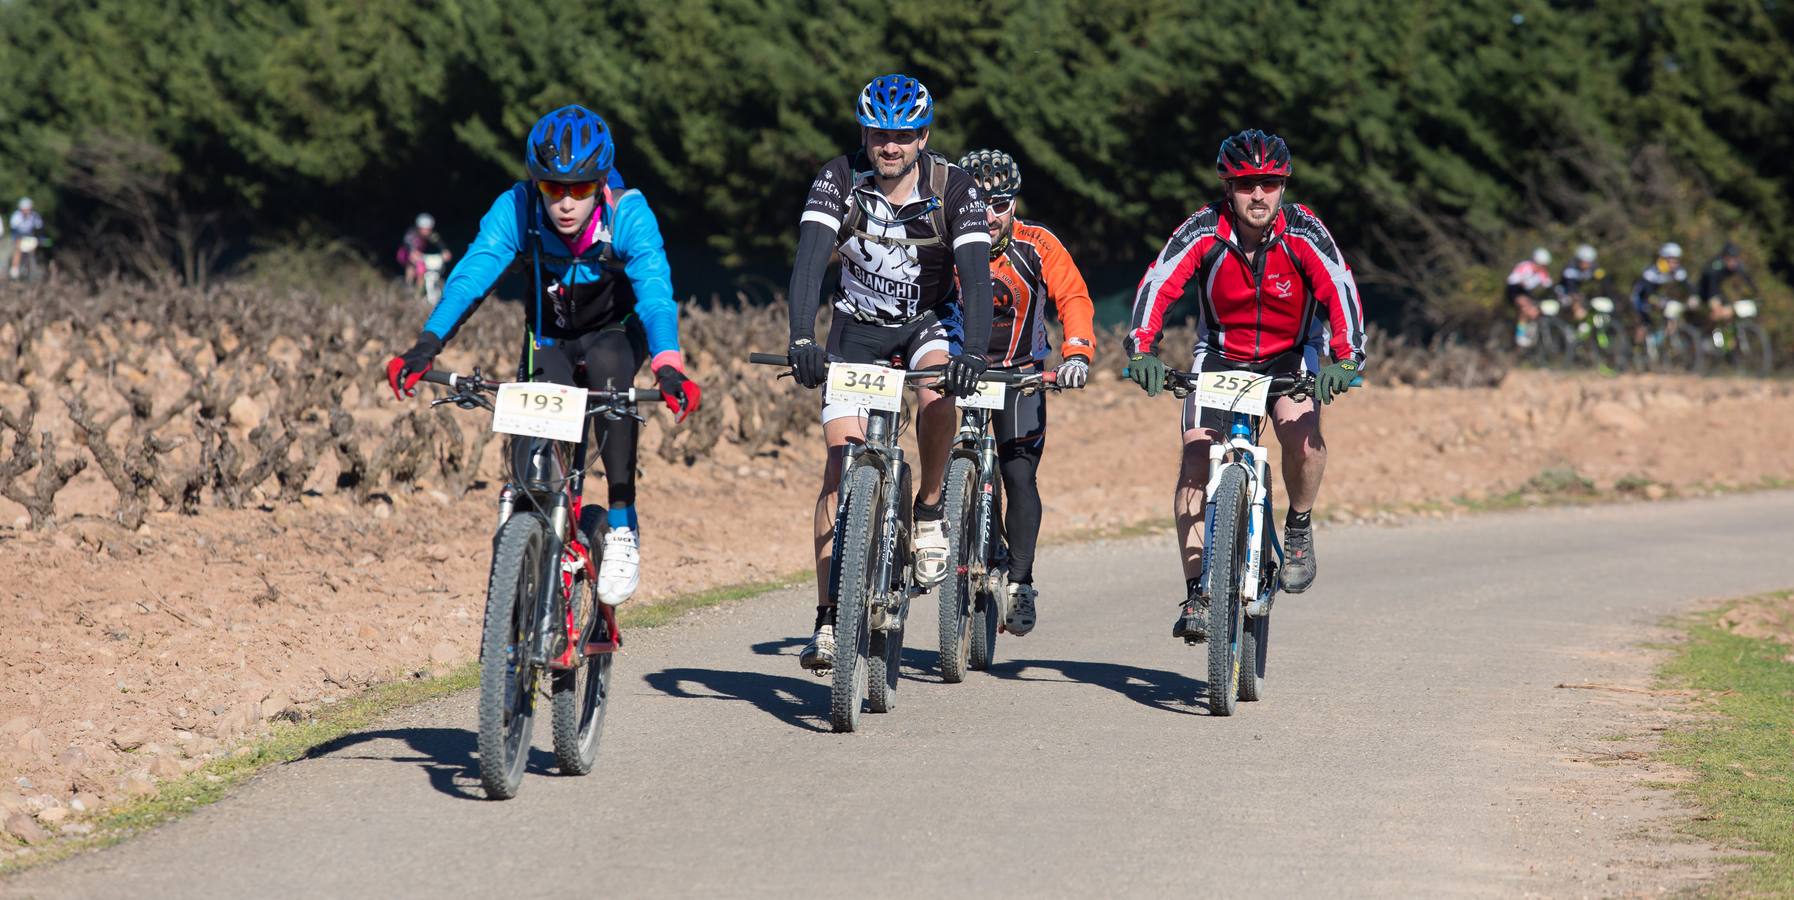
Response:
[957,149,1022,198]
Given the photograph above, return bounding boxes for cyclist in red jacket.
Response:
[1123,129,1365,640]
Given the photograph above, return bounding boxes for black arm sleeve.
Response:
[954,241,993,357]
[787,221,835,343]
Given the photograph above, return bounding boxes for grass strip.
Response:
[1656,590,1794,896]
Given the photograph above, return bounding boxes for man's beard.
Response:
[877,152,919,179]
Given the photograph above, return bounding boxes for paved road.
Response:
[8,493,1794,899]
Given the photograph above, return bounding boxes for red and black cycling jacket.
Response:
[1124,202,1365,366]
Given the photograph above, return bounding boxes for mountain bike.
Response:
[418,253,447,305]
[1701,298,1774,375]
[1569,295,1631,373]
[1161,368,1358,716]
[1640,298,1705,373]
[419,368,642,798]
[748,352,1029,732]
[11,235,45,283]
[937,369,1058,684]
[1485,300,1572,367]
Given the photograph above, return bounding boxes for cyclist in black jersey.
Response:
[784,74,995,671]
[1695,242,1759,322]
[1555,244,1605,320]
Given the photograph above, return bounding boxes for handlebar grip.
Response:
[748,352,791,366]
[1350,375,1365,387]
[420,370,456,386]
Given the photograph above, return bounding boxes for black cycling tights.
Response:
[529,323,646,510]
[998,444,1043,586]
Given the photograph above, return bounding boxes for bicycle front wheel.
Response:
[937,456,979,684]
[1205,466,1250,717]
[478,512,550,799]
[1736,321,1774,376]
[830,465,882,732]
[1662,324,1704,374]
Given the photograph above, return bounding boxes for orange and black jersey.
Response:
[982,221,1097,368]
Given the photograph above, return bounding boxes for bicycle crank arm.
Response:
[583,601,623,655]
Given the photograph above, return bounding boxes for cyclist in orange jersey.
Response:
[956,149,1096,637]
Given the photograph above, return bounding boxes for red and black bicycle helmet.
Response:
[1216,129,1292,180]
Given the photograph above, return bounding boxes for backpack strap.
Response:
[840,152,950,249]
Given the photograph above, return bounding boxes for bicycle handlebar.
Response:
[420,369,649,402]
[747,352,1057,388]
[1161,370,1363,400]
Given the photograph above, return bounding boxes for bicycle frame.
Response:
[951,407,1003,592]
[1198,411,1279,618]
[429,371,639,667]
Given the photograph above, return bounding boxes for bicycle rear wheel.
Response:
[968,474,1003,671]
[478,512,550,799]
[867,612,903,713]
[830,465,882,732]
[551,570,610,776]
[1238,484,1273,703]
[937,456,979,684]
[1205,466,1250,717]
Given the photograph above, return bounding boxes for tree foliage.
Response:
[2,0,1791,320]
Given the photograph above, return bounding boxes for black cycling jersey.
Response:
[1556,263,1608,300]
[1696,256,1758,302]
[797,150,990,321]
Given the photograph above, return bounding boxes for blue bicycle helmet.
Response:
[526,105,615,183]
[857,75,933,130]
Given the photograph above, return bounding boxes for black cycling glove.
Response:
[788,337,829,389]
[943,352,988,398]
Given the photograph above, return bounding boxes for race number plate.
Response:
[1664,299,1687,320]
[1538,298,1561,317]
[491,382,587,443]
[825,362,903,413]
[957,380,1006,410]
[1194,371,1272,417]
[1735,299,1758,318]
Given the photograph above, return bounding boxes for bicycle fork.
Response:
[1199,435,1272,610]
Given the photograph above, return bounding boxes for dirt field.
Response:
[2,368,1791,839]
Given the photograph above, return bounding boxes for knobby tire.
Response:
[1206,467,1249,717]
[830,465,881,732]
[478,513,549,799]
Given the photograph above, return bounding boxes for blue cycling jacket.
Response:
[423,178,679,359]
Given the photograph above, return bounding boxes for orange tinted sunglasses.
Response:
[536,181,600,201]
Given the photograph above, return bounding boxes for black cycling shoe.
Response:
[1280,525,1317,593]
[1171,580,1209,642]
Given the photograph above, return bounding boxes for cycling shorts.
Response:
[820,309,958,425]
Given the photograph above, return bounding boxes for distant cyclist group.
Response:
[1501,239,1772,373]
[381,72,1365,783]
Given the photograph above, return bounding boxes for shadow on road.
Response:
[301,727,558,800]
[984,658,1210,715]
[749,637,808,656]
[641,667,830,733]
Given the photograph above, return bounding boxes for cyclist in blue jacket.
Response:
[387,105,700,606]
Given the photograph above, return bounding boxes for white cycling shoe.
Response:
[1003,583,1038,636]
[800,624,836,672]
[597,527,640,606]
[912,519,950,587]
